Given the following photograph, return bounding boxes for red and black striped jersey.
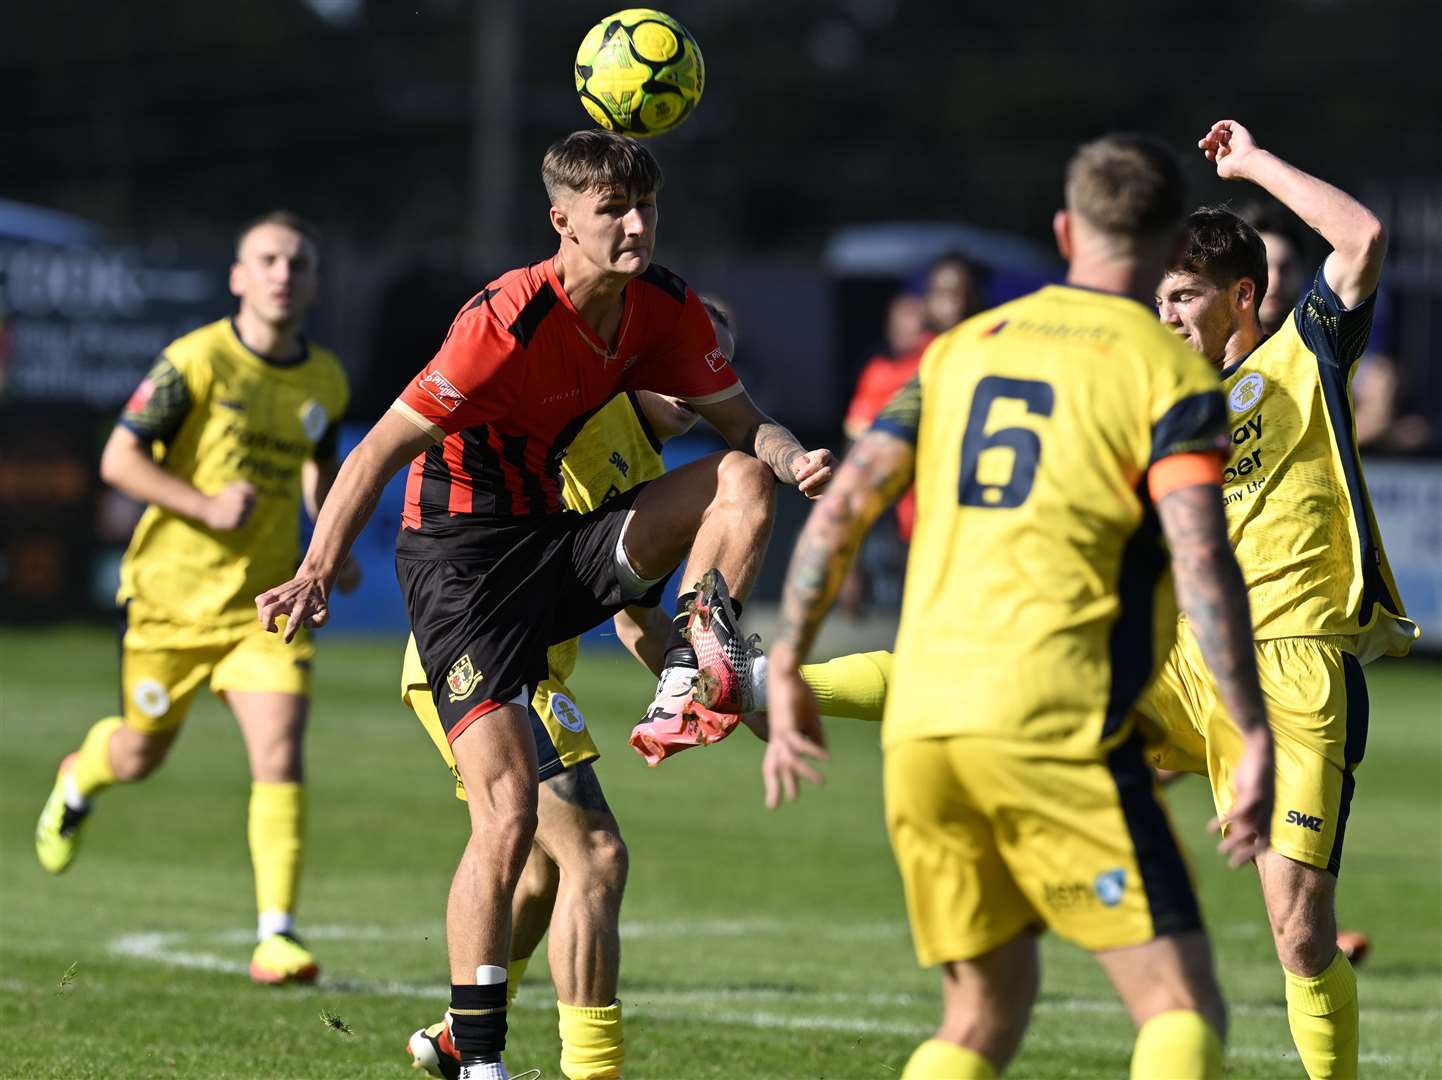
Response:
[392,257,741,554]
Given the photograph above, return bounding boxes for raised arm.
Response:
[1199,120,1385,309]
[1156,480,1275,865]
[256,408,434,640]
[692,389,836,498]
[762,427,915,807]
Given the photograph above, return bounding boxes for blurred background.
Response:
[3,0,1439,644]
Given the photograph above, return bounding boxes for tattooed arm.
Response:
[762,428,916,808]
[1157,481,1274,866]
[693,389,836,498]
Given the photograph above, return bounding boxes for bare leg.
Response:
[1255,851,1338,976]
[511,845,561,963]
[107,724,181,780]
[227,691,306,782]
[448,703,540,984]
[926,931,1040,1072]
[532,763,627,1006]
[1094,928,1227,1041]
[621,450,777,600]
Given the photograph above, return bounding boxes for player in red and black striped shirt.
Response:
[257,131,833,1079]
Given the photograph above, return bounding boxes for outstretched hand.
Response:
[1199,120,1261,180]
[762,663,829,808]
[255,573,331,643]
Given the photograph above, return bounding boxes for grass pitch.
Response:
[1,627,1439,1078]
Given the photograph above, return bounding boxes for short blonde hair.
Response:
[235,210,319,257]
[1065,135,1186,238]
[542,130,664,205]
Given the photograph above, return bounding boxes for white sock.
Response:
[458,1063,508,1080]
[657,664,697,692]
[63,775,89,812]
[258,910,295,940]
[749,652,770,711]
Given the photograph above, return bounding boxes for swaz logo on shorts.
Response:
[420,370,466,413]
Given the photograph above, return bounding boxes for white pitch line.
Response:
[19,948,1442,1071]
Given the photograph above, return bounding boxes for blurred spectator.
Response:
[841,252,986,613]
[1352,353,1432,450]
[1238,200,1309,337]
[844,253,986,441]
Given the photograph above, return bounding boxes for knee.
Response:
[1274,918,1337,976]
[470,804,540,864]
[250,735,304,784]
[716,451,776,510]
[587,832,629,898]
[563,831,629,907]
[110,733,170,781]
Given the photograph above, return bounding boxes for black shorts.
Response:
[397,483,672,745]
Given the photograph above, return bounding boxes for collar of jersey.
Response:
[1220,330,1273,379]
[227,317,310,368]
[543,258,633,361]
[1047,281,1156,315]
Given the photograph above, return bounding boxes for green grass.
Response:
[1,627,1439,1078]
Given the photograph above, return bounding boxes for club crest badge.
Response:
[1228,372,1265,413]
[549,692,586,733]
[132,678,171,720]
[1094,868,1127,908]
[299,400,329,441]
[446,654,484,702]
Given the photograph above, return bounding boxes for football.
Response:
[574,8,704,137]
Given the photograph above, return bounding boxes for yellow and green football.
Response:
[574,9,704,137]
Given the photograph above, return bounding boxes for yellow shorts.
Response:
[1138,629,1368,875]
[120,620,313,734]
[884,731,1201,967]
[401,637,599,801]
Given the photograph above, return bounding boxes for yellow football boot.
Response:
[249,932,319,985]
[35,754,89,874]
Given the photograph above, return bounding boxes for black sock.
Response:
[662,592,698,669]
[449,982,507,1065]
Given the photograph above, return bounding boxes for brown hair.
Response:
[1172,206,1269,310]
[542,130,664,205]
[1065,134,1187,238]
[235,210,320,257]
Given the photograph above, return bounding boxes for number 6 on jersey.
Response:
[958,376,1055,508]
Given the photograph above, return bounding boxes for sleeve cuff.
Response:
[684,382,745,407]
[391,399,446,441]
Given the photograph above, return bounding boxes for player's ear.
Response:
[1052,209,1073,261]
[228,260,244,299]
[549,205,575,241]
[1234,276,1257,312]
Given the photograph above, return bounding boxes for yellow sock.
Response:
[248,782,305,918]
[1285,952,1358,1080]
[799,651,892,722]
[507,956,530,1007]
[1131,1009,1222,1079]
[70,717,123,798]
[901,1038,996,1079]
[557,999,624,1080]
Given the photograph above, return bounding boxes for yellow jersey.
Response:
[878,285,1229,757]
[1218,267,1416,660]
[117,318,349,643]
[402,391,666,688]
